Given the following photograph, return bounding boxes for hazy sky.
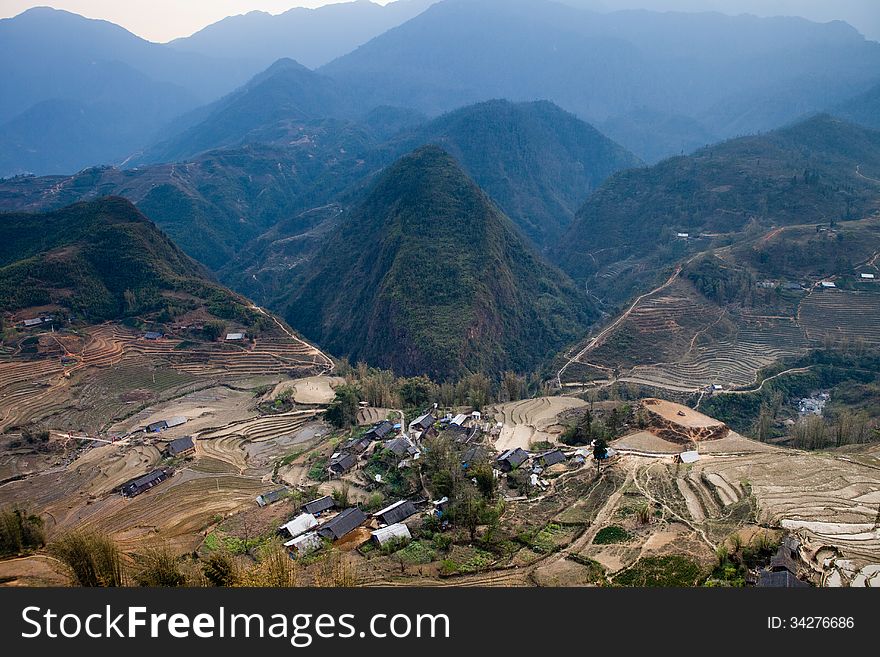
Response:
[1,0,878,43]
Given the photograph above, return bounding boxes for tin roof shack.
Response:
[256,489,287,507]
[286,532,323,557]
[143,331,163,340]
[329,452,357,475]
[165,436,195,458]
[226,332,246,341]
[340,435,372,455]
[497,448,529,472]
[753,536,809,587]
[384,436,418,459]
[146,420,168,433]
[166,416,188,429]
[302,495,335,516]
[279,513,318,539]
[121,469,170,497]
[317,507,366,541]
[371,523,411,547]
[373,500,419,526]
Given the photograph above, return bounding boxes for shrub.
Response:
[49,531,124,587]
[132,546,187,587]
[0,508,45,557]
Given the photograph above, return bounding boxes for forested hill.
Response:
[280,146,596,379]
[0,197,261,326]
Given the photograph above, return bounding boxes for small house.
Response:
[497,447,529,472]
[165,436,195,458]
[340,435,371,455]
[22,317,50,328]
[371,523,411,547]
[121,469,170,497]
[329,452,357,475]
[461,445,489,468]
[384,436,417,459]
[256,489,287,507]
[317,507,367,541]
[677,232,689,239]
[226,332,246,341]
[143,331,163,340]
[146,420,168,433]
[365,420,394,441]
[536,449,566,468]
[279,513,318,540]
[285,531,323,557]
[757,570,808,588]
[820,281,837,289]
[861,273,876,280]
[409,413,435,435]
[302,495,335,516]
[373,500,419,526]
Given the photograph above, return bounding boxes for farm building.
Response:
[22,317,51,327]
[329,452,357,475]
[285,532,323,557]
[861,273,876,280]
[165,436,195,458]
[678,451,700,464]
[303,495,335,516]
[497,448,529,472]
[373,500,419,526]
[757,570,809,587]
[409,413,435,435]
[677,232,689,239]
[226,332,246,341]
[121,469,170,497]
[143,331,163,340]
[536,449,566,468]
[166,416,187,429]
[371,523,412,547]
[820,281,837,289]
[317,507,366,541]
[280,513,318,539]
[146,420,168,433]
[256,489,287,507]
[365,420,394,441]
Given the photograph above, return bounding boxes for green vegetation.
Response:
[131,546,188,587]
[0,508,45,557]
[282,146,596,380]
[0,198,265,332]
[48,531,124,587]
[614,555,705,587]
[324,384,361,428]
[593,525,631,545]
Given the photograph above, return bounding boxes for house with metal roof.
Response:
[143,331,163,340]
[302,495,335,515]
[373,500,419,526]
[536,449,566,468]
[371,523,412,547]
[146,420,168,433]
[256,489,287,507]
[329,452,358,475]
[279,513,318,539]
[226,332,246,341]
[409,413,435,435]
[497,447,529,472]
[285,531,323,557]
[365,420,394,441]
[121,469,170,497]
[384,436,417,459]
[317,507,366,541]
[165,436,195,458]
[166,416,188,429]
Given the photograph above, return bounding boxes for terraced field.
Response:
[622,316,808,391]
[492,397,586,451]
[800,288,880,345]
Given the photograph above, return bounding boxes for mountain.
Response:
[600,108,719,164]
[388,100,641,248]
[321,0,880,160]
[169,0,438,70]
[139,59,353,164]
[279,146,595,379]
[0,197,258,324]
[0,131,378,271]
[832,82,880,130]
[555,114,880,299]
[0,7,255,176]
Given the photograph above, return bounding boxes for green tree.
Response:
[324,385,361,428]
[593,438,609,473]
